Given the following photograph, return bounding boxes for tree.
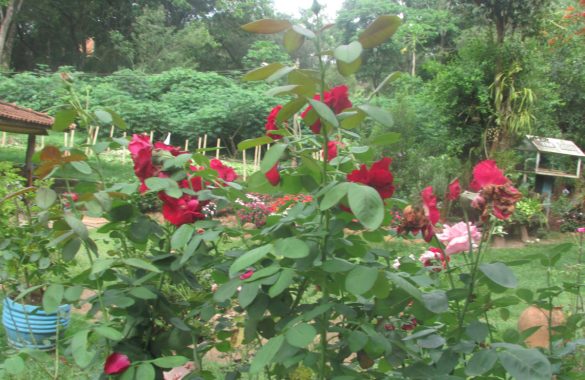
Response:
[111,6,218,73]
[0,0,23,68]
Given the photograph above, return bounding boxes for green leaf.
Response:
[269,269,295,298]
[347,183,384,230]
[479,262,517,288]
[104,108,127,130]
[123,258,161,273]
[52,108,76,132]
[260,144,287,174]
[153,356,190,368]
[277,97,308,122]
[42,284,64,314]
[243,63,285,81]
[250,335,285,373]
[129,286,158,300]
[267,66,295,83]
[334,41,363,63]
[4,356,25,375]
[320,182,350,210]
[239,283,259,308]
[283,29,304,52]
[387,272,423,301]
[322,258,355,273]
[274,237,310,259]
[94,326,124,341]
[337,58,362,77]
[466,320,490,342]
[292,24,315,38]
[91,258,116,275]
[498,348,552,380]
[348,330,369,352]
[64,214,89,240]
[229,244,273,277]
[64,285,83,302]
[266,85,301,97]
[94,109,113,125]
[286,323,317,348]
[136,363,156,380]
[36,187,57,209]
[71,329,93,368]
[241,19,292,34]
[70,160,92,174]
[358,104,393,127]
[422,290,449,313]
[238,136,274,151]
[371,132,401,146]
[346,266,378,296]
[171,225,195,249]
[466,349,497,376]
[145,177,181,196]
[308,98,339,128]
[340,109,366,129]
[359,15,402,49]
[214,278,240,303]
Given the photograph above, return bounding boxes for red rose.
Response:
[154,141,184,156]
[421,186,439,225]
[347,157,395,199]
[210,159,238,182]
[104,352,131,375]
[265,105,283,140]
[470,160,508,191]
[129,134,156,182]
[302,85,352,134]
[447,178,461,201]
[470,160,522,221]
[265,164,280,186]
[323,140,343,162]
[239,269,254,280]
[159,193,205,226]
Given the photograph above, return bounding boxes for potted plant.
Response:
[0,163,71,350]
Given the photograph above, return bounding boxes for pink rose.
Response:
[436,222,481,255]
[577,227,585,233]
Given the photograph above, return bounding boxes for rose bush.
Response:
[2,3,583,380]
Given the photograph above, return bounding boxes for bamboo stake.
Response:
[64,132,69,148]
[92,126,100,145]
[184,139,189,151]
[122,132,127,162]
[203,134,208,151]
[1,132,6,146]
[110,125,115,138]
[149,130,153,142]
[70,129,76,148]
[242,149,247,180]
[85,126,93,155]
[197,137,202,150]
[40,136,45,149]
[215,138,221,159]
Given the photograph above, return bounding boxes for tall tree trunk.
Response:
[0,0,23,68]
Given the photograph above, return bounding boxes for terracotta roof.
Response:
[0,101,54,126]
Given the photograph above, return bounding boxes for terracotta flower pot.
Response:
[517,305,565,348]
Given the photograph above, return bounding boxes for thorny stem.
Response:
[314,6,331,379]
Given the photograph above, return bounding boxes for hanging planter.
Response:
[2,297,71,351]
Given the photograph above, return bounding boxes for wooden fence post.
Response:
[184,139,189,151]
[70,129,76,148]
[149,130,153,142]
[203,134,208,154]
[242,149,247,180]
[1,132,6,146]
[122,132,127,162]
[216,138,221,159]
[197,137,202,150]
